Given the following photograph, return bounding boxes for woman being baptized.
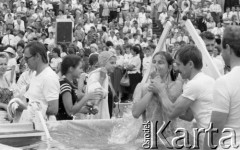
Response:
[109,51,183,146]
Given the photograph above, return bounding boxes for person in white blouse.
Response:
[42,0,53,12]
[126,46,142,100]
[211,22,224,38]
[236,6,240,24]
[14,15,25,32]
[115,32,124,46]
[138,7,146,27]
[2,28,15,46]
[222,7,233,25]
[142,45,154,76]
[91,0,99,13]
[209,0,222,23]
[206,16,216,32]
[17,0,27,18]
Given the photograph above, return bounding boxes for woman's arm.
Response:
[62,91,101,116]
[132,92,153,118]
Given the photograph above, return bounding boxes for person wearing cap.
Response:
[86,51,117,119]
[1,28,15,46]
[4,47,19,84]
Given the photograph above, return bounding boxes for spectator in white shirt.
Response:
[2,28,15,46]
[17,1,27,17]
[14,15,25,32]
[211,22,224,38]
[223,7,233,25]
[91,0,99,13]
[206,16,216,32]
[115,32,124,46]
[209,0,222,23]
[108,30,117,44]
[42,0,53,12]
[142,45,154,76]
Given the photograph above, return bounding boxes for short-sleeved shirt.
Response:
[212,66,240,145]
[182,72,215,129]
[56,78,78,120]
[24,67,60,109]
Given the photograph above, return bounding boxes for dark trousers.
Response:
[211,12,220,24]
[108,11,118,23]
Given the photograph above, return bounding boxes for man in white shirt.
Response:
[16,0,27,18]
[150,45,215,148]
[23,42,60,117]
[42,0,53,12]
[200,31,225,75]
[209,0,222,23]
[203,26,240,150]
[222,7,233,25]
[2,28,15,46]
[14,15,25,32]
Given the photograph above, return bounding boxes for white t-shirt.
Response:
[212,66,240,146]
[182,72,215,129]
[128,54,141,74]
[24,67,60,108]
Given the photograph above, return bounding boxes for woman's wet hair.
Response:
[153,51,178,81]
[61,55,81,75]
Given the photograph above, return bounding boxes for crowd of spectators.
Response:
[0,0,239,121]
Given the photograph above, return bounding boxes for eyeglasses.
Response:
[24,55,34,62]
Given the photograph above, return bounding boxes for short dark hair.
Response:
[222,26,240,57]
[176,44,203,70]
[52,47,61,57]
[106,41,113,47]
[200,31,215,41]
[17,41,25,49]
[25,41,48,63]
[131,46,140,54]
[61,55,81,75]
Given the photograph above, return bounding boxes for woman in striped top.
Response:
[56,55,103,120]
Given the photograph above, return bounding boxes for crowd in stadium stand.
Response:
[0,0,239,129]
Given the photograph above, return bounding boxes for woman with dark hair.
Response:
[50,47,62,73]
[110,51,182,143]
[134,44,144,75]
[126,46,142,101]
[56,55,102,120]
[131,51,182,138]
